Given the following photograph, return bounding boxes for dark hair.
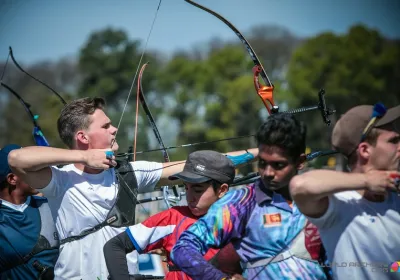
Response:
[0,179,7,190]
[348,128,381,167]
[57,97,106,148]
[256,113,306,161]
[210,180,227,193]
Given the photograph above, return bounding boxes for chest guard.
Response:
[60,159,138,245]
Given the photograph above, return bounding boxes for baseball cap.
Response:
[0,144,22,183]
[169,150,235,184]
[332,104,400,157]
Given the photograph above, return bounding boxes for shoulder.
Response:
[30,195,49,206]
[130,161,162,171]
[206,185,256,217]
[220,185,256,205]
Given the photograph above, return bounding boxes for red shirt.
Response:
[126,206,241,280]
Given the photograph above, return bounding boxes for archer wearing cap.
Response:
[291,103,400,280]
[169,150,235,184]
[0,144,59,279]
[103,150,244,280]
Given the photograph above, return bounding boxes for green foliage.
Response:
[287,24,400,166]
[2,24,398,171]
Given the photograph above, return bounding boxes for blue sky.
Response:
[0,0,399,65]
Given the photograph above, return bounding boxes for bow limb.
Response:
[184,0,276,114]
[1,82,50,146]
[136,63,181,208]
[8,47,67,106]
[2,47,66,146]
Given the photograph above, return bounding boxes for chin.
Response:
[189,207,205,217]
[111,142,119,151]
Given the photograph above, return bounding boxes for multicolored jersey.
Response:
[126,206,242,280]
[171,180,327,280]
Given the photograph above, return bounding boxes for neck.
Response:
[0,187,28,205]
[275,187,292,201]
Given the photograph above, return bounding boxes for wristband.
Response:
[105,151,114,160]
[226,152,255,166]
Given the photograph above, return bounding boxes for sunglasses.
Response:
[360,103,387,142]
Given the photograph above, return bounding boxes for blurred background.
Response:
[1,0,399,275]
[1,0,399,208]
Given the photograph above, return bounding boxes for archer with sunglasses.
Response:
[291,103,400,280]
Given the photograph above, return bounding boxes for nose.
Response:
[262,165,275,180]
[111,125,118,135]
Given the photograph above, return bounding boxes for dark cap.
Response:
[169,150,235,184]
[0,144,22,183]
[332,104,400,157]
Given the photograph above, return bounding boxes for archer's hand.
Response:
[148,248,167,257]
[83,149,117,169]
[365,170,400,193]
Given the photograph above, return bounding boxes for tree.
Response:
[0,59,78,148]
[286,24,400,151]
[155,25,299,159]
[78,28,165,155]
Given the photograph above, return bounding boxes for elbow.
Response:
[289,175,313,200]
[7,149,22,171]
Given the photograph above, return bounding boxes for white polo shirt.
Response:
[41,161,162,280]
[306,191,400,280]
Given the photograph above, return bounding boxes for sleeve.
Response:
[40,166,70,198]
[130,161,163,193]
[103,231,135,280]
[171,188,254,280]
[126,208,175,254]
[305,194,343,229]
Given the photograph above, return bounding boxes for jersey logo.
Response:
[263,213,282,227]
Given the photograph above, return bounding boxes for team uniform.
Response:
[171,180,328,280]
[306,191,400,280]
[41,161,162,280]
[0,196,59,280]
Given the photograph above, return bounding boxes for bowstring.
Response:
[112,0,163,148]
[111,0,163,219]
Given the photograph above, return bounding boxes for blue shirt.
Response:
[171,180,328,280]
[0,196,59,280]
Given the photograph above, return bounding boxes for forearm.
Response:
[224,148,258,158]
[290,170,367,201]
[104,232,135,280]
[8,146,85,171]
[157,148,257,187]
[171,238,228,280]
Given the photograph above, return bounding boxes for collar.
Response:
[254,179,293,213]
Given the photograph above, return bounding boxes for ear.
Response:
[296,153,307,170]
[358,142,372,161]
[6,173,17,186]
[218,183,229,198]
[76,130,89,145]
